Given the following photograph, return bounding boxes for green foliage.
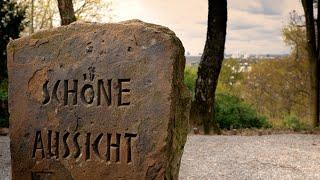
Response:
[0,79,8,101]
[216,58,244,95]
[184,64,269,130]
[0,78,8,127]
[283,114,308,131]
[184,65,197,97]
[0,0,26,79]
[0,0,26,128]
[214,93,271,129]
[242,56,310,126]
[0,117,8,127]
[184,60,244,98]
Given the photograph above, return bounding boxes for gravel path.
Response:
[180,134,320,180]
[0,136,10,180]
[1,134,320,179]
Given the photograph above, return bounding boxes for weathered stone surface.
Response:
[7,20,190,179]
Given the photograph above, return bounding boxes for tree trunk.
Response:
[190,0,228,134]
[57,0,76,25]
[302,0,320,127]
[30,0,34,34]
[309,59,319,127]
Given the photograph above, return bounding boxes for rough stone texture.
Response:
[7,20,190,180]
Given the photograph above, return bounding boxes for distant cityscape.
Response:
[186,54,288,63]
[185,53,289,72]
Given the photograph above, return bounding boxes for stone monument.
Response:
[7,20,190,179]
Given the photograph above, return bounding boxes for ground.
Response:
[0,136,10,180]
[1,134,320,179]
[180,134,320,180]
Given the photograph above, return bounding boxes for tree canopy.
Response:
[0,0,26,79]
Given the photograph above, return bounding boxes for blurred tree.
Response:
[184,65,198,97]
[0,0,26,79]
[243,58,309,123]
[0,0,26,127]
[282,11,308,61]
[301,0,319,127]
[225,11,311,127]
[190,0,228,134]
[216,58,243,96]
[73,0,113,22]
[21,0,113,34]
[241,12,308,123]
[57,0,76,25]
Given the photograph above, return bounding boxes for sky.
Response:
[110,0,304,56]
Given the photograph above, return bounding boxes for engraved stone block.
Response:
[7,20,190,179]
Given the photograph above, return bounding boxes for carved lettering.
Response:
[47,130,59,159]
[125,133,137,163]
[62,132,70,158]
[85,133,91,160]
[32,131,45,159]
[73,132,81,159]
[80,84,94,105]
[42,80,61,105]
[42,78,130,107]
[118,79,131,106]
[52,80,61,103]
[31,130,137,164]
[106,133,121,162]
[64,80,78,106]
[93,133,103,158]
[42,81,50,104]
[97,79,112,106]
[31,171,54,180]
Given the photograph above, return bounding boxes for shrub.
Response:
[0,0,26,79]
[0,79,8,128]
[0,117,8,128]
[184,65,197,97]
[283,114,308,131]
[214,93,271,129]
[0,0,26,128]
[0,79,8,101]
[184,65,270,130]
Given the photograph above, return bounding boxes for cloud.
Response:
[230,24,259,31]
[112,0,303,55]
